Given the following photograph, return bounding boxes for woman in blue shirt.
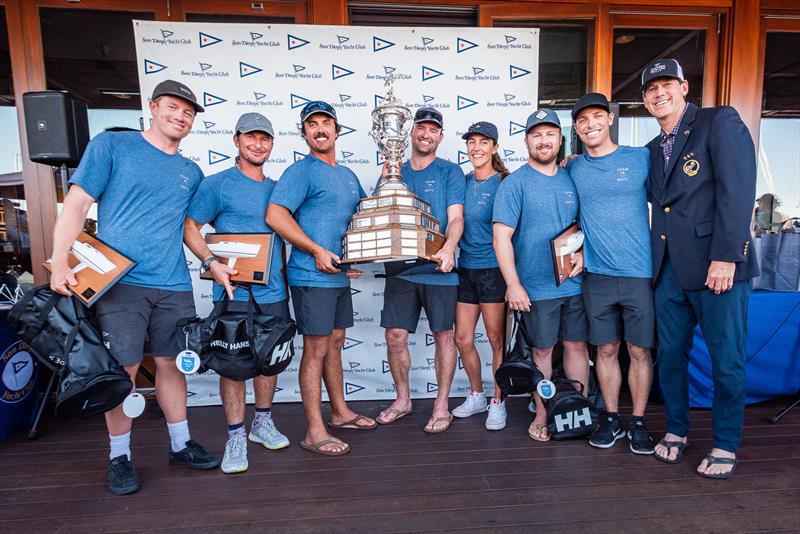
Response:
[452,122,510,430]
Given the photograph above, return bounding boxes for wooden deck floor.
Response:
[1,397,799,533]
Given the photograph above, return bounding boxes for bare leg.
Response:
[627,343,653,417]
[378,327,413,422]
[105,362,140,436]
[562,341,590,397]
[454,303,482,393]
[595,341,622,413]
[153,356,188,424]
[529,346,554,439]
[479,302,506,401]
[252,374,276,409]
[325,329,375,427]
[219,376,246,426]
[427,329,457,431]
[299,334,347,453]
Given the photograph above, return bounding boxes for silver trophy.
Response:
[341,74,444,264]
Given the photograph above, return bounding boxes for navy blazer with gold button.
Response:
[646,103,759,291]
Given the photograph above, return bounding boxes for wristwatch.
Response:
[201,256,218,272]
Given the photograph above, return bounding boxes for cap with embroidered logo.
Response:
[525,109,561,133]
[641,59,685,92]
[235,112,274,137]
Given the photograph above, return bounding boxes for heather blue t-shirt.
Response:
[270,153,365,288]
[493,164,582,301]
[460,172,500,269]
[70,131,203,291]
[375,158,465,286]
[187,167,286,304]
[567,146,652,278]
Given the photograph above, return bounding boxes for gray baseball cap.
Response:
[235,112,274,137]
[150,79,204,113]
[525,109,561,133]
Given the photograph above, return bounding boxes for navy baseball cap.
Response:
[572,93,611,120]
[525,109,561,133]
[641,59,685,92]
[300,100,337,123]
[235,112,274,137]
[462,121,498,142]
[414,107,444,128]
[151,79,204,113]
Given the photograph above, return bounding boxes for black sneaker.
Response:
[588,416,625,449]
[169,440,221,470]
[107,455,140,495]
[627,419,655,455]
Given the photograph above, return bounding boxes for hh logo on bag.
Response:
[269,341,292,366]
[554,407,593,432]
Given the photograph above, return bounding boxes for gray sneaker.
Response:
[249,418,290,450]
[220,435,248,474]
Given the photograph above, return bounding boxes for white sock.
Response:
[109,431,131,461]
[167,420,191,453]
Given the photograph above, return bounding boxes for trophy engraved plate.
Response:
[341,73,445,264]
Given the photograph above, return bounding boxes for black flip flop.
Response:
[655,438,689,464]
[699,454,738,479]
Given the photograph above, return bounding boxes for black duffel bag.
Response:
[495,310,546,395]
[8,285,132,419]
[177,288,296,381]
[546,378,599,440]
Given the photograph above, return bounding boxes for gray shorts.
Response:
[212,299,291,320]
[582,272,655,348]
[94,283,196,366]
[290,286,353,336]
[380,277,457,333]
[520,294,588,349]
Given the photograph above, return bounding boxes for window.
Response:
[757,31,800,229]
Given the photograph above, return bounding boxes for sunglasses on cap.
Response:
[414,108,444,127]
[300,100,337,122]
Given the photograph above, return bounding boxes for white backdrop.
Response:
[133,21,538,406]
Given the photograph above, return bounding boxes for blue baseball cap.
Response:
[300,100,337,123]
[462,121,498,142]
[525,109,561,133]
[414,107,444,128]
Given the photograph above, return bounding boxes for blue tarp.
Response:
[688,290,800,407]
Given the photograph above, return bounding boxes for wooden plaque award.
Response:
[200,233,273,285]
[550,221,584,286]
[43,231,136,307]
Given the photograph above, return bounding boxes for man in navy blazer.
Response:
[642,59,758,479]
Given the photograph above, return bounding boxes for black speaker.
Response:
[23,90,90,168]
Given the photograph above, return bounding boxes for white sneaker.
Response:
[220,434,248,474]
[485,399,507,430]
[452,390,488,418]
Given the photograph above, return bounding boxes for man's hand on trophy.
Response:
[431,247,455,273]
[313,247,342,274]
[346,269,363,279]
[569,251,584,278]
[209,261,237,300]
[506,282,531,312]
[380,161,391,181]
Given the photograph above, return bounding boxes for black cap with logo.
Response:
[641,59,685,92]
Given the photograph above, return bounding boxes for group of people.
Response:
[48,58,758,496]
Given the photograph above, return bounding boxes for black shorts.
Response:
[212,299,291,320]
[380,277,457,333]
[94,283,196,366]
[582,273,655,348]
[290,286,353,336]
[457,267,507,304]
[520,295,589,349]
